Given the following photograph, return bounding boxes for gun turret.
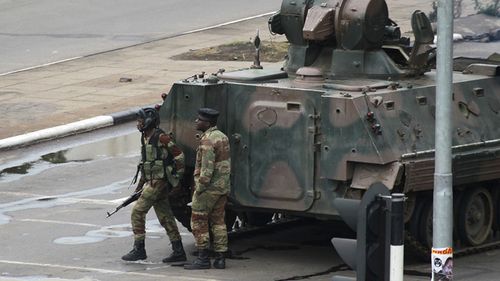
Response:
[268,0,434,78]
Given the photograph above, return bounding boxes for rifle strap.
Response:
[131,163,142,185]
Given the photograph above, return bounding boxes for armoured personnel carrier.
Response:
[159,0,500,252]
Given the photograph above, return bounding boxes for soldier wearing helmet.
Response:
[122,107,187,263]
[184,108,231,270]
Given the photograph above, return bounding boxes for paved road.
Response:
[0,14,278,140]
[0,0,281,74]
[2,125,500,281]
[0,125,343,281]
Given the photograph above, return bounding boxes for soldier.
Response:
[122,107,187,263]
[184,108,231,270]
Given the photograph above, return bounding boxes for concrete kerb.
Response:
[0,108,140,151]
[0,12,279,152]
[2,14,497,152]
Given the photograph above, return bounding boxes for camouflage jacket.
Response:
[139,128,185,187]
[194,126,231,195]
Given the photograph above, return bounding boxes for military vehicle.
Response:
[159,0,500,253]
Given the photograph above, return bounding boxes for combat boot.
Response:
[213,252,225,269]
[162,240,187,263]
[121,239,147,261]
[184,248,211,270]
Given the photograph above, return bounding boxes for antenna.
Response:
[251,29,263,69]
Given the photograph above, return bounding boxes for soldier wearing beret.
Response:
[185,108,231,270]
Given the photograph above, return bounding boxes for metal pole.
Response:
[433,0,454,279]
[390,194,405,281]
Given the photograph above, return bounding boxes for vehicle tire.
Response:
[417,198,433,249]
[458,187,493,246]
[408,194,428,242]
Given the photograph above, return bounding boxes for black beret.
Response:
[198,107,219,122]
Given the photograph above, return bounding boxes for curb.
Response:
[0,108,140,151]
[0,13,279,151]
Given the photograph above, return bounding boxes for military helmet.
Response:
[137,107,160,131]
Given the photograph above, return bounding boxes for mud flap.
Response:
[350,162,402,190]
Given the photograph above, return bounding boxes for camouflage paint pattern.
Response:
[161,133,186,182]
[191,193,228,251]
[189,126,230,251]
[160,72,500,219]
[131,179,181,241]
[141,131,185,186]
[194,126,231,195]
[158,0,500,228]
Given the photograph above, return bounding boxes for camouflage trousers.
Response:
[191,191,228,252]
[131,179,181,242]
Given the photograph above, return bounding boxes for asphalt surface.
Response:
[0,0,498,146]
[1,125,500,281]
[0,3,499,281]
[0,0,282,74]
[0,13,277,142]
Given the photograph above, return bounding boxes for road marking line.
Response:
[0,191,46,197]
[0,260,217,280]
[59,197,118,205]
[0,192,119,206]
[0,11,277,77]
[18,218,101,227]
[0,57,82,76]
[181,11,276,35]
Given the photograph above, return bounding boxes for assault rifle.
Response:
[106,189,142,218]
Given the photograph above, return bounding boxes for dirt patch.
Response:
[172,40,289,62]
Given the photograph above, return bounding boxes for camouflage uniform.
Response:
[191,126,231,252]
[131,129,185,242]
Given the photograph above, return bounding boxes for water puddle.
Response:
[53,223,132,245]
[0,126,192,246]
[0,131,139,182]
[0,180,128,226]
[53,220,191,245]
[0,173,191,243]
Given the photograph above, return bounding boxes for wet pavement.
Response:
[0,127,342,281]
[0,130,138,182]
[1,123,500,280]
[0,1,500,281]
